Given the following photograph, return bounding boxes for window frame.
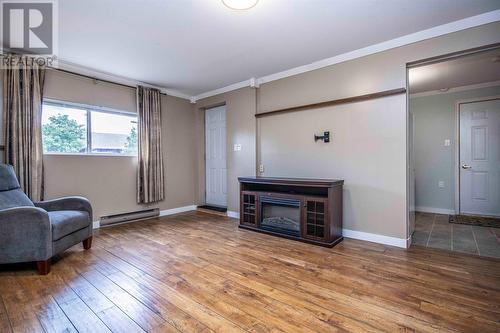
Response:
[42,98,138,157]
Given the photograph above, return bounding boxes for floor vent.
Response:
[100,208,159,226]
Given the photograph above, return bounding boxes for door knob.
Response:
[462,164,472,170]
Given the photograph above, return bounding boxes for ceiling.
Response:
[57,0,500,97]
[409,48,500,93]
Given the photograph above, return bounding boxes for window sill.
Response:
[43,153,138,158]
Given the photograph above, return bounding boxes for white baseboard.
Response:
[94,206,409,248]
[342,229,410,249]
[227,211,240,219]
[225,211,408,248]
[93,205,197,229]
[415,206,455,215]
[159,205,197,217]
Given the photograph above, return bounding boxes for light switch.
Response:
[438,181,445,188]
[444,139,451,147]
[233,144,242,151]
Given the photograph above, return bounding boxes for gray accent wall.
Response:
[411,84,500,212]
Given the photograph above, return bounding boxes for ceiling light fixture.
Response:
[222,0,259,10]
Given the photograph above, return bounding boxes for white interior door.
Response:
[205,106,227,207]
[459,98,500,217]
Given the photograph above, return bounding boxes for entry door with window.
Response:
[460,98,500,217]
[205,106,227,207]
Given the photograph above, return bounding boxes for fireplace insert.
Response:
[260,196,301,236]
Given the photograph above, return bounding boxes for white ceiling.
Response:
[58,0,500,97]
[409,48,500,93]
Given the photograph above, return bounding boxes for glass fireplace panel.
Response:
[260,197,301,236]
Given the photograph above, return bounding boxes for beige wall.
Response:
[259,96,407,237]
[194,87,257,212]
[196,22,500,240]
[43,70,197,219]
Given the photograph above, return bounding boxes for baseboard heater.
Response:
[100,208,159,226]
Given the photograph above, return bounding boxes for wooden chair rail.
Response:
[255,87,406,118]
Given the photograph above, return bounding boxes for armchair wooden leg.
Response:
[37,259,51,275]
[83,236,93,250]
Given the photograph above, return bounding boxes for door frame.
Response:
[406,43,500,245]
[454,95,500,215]
[204,104,228,207]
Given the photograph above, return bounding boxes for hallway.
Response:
[412,212,500,258]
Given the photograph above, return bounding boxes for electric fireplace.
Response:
[239,177,344,247]
[260,196,301,236]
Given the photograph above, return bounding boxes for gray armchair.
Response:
[0,164,93,274]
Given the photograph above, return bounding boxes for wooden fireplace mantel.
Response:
[238,177,343,247]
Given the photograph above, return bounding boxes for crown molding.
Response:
[55,59,191,100]
[410,80,500,98]
[193,9,500,102]
[192,78,256,103]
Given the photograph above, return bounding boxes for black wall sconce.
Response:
[314,131,330,143]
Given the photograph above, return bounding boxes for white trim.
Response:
[193,79,254,102]
[415,206,455,215]
[193,10,500,102]
[226,210,408,248]
[227,211,239,219]
[159,205,197,217]
[43,153,137,158]
[93,220,100,229]
[406,235,413,248]
[56,59,191,101]
[455,99,461,215]
[342,229,410,249]
[410,80,500,98]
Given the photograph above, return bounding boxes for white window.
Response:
[42,100,138,155]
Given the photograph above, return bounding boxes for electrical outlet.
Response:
[259,164,264,173]
[438,181,445,188]
[233,144,242,151]
[444,139,451,147]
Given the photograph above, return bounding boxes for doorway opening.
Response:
[204,105,228,209]
[408,47,500,258]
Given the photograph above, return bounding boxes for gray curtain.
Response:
[136,86,164,204]
[2,55,46,201]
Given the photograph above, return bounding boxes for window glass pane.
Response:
[42,104,87,153]
[90,112,137,154]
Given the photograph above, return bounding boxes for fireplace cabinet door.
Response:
[302,198,329,241]
[241,191,258,226]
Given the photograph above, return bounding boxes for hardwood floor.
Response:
[1,211,499,333]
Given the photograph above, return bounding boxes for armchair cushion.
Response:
[0,189,34,210]
[0,164,21,191]
[49,210,90,241]
[35,197,92,220]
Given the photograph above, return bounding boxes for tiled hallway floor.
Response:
[412,212,500,258]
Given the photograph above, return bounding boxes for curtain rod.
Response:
[49,67,168,96]
[0,54,167,96]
